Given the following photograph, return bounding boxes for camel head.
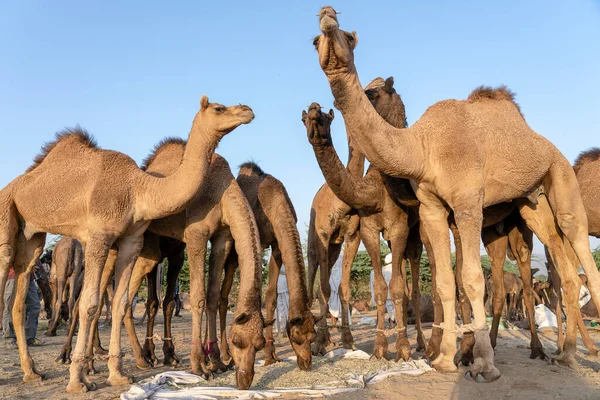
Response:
[313,6,358,76]
[302,102,334,148]
[227,310,265,390]
[286,313,321,371]
[195,95,255,136]
[365,77,408,128]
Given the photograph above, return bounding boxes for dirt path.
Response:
[1,306,599,399]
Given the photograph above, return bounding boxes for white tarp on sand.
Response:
[121,349,432,400]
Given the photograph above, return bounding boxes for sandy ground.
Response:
[1,306,600,400]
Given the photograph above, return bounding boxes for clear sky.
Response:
[1,1,599,267]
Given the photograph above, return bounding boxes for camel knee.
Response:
[556,212,580,239]
[0,244,13,266]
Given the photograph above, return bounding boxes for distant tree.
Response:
[593,245,600,269]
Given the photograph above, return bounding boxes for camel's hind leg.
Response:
[13,232,46,383]
[481,225,509,351]
[339,226,360,350]
[517,196,580,367]
[219,251,237,367]
[421,223,443,361]
[405,223,426,352]
[162,240,186,367]
[362,226,389,360]
[546,161,600,319]
[263,246,282,366]
[124,236,159,370]
[507,215,547,360]
[188,235,211,378]
[388,231,410,362]
[105,234,144,387]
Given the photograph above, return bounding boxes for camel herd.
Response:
[0,5,599,393]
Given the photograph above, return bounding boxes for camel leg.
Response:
[56,295,79,364]
[13,232,46,383]
[124,235,159,370]
[188,236,211,378]
[452,224,475,366]
[548,253,565,353]
[362,227,389,360]
[311,239,333,357]
[406,224,425,352]
[388,231,410,362]
[219,251,237,367]
[507,217,546,360]
[47,276,66,336]
[340,230,360,350]
[421,224,443,361]
[142,266,160,366]
[67,236,111,393]
[162,241,186,367]
[263,247,282,366]
[481,226,508,351]
[517,196,580,367]
[452,197,499,382]
[417,193,457,373]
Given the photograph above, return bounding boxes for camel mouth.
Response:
[319,6,339,33]
[238,109,255,123]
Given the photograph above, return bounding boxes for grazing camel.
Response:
[0,96,254,392]
[212,162,317,371]
[121,140,265,390]
[486,270,524,321]
[312,6,599,379]
[46,237,84,336]
[303,77,426,361]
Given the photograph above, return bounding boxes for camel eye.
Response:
[312,37,320,48]
[214,106,225,113]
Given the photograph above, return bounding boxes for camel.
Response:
[120,140,266,390]
[573,148,600,238]
[486,270,524,321]
[211,162,317,371]
[46,237,84,336]
[302,77,426,361]
[0,95,254,392]
[312,6,600,379]
[303,102,546,364]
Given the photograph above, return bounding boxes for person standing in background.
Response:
[329,247,352,328]
[273,265,290,336]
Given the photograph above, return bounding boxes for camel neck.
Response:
[136,117,219,221]
[329,73,425,181]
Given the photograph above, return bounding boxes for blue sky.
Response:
[1,1,599,266]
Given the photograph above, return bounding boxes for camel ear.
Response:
[301,110,308,123]
[200,95,209,110]
[234,313,250,325]
[263,318,275,328]
[328,109,335,120]
[531,268,540,276]
[384,77,395,94]
[350,31,358,49]
[289,317,304,326]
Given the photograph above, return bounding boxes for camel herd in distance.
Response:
[1,5,599,393]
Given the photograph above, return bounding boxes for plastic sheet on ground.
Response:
[121,349,432,400]
[535,304,558,332]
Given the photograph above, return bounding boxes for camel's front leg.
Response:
[219,252,237,367]
[162,243,186,367]
[420,225,443,361]
[453,197,499,383]
[311,244,333,356]
[405,224,426,352]
[452,224,475,366]
[418,193,457,373]
[188,237,211,378]
[388,232,410,362]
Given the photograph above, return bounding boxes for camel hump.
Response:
[467,85,523,118]
[238,161,266,177]
[27,126,98,173]
[141,137,187,170]
[573,147,600,174]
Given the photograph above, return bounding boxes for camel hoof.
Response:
[164,354,181,367]
[264,357,279,367]
[529,346,547,360]
[106,374,134,386]
[66,381,88,394]
[464,371,474,381]
[475,373,488,383]
[395,348,411,363]
[588,348,599,357]
[45,330,57,337]
[23,373,43,383]
[55,353,71,364]
[136,360,152,371]
[94,346,108,356]
[551,352,577,368]
[431,357,458,373]
[416,343,426,352]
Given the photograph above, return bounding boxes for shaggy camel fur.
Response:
[303,78,427,361]
[46,237,83,336]
[0,96,253,392]
[313,7,599,379]
[212,162,316,371]
[122,140,265,390]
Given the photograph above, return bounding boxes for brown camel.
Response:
[303,77,426,361]
[121,140,265,390]
[486,270,523,321]
[573,148,600,238]
[0,96,254,392]
[212,162,317,372]
[303,102,546,365]
[313,6,599,379]
[46,237,84,336]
